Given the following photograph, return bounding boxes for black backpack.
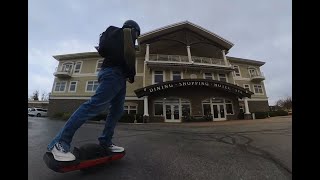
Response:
[97,26,121,57]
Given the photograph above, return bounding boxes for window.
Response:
[74,62,82,73]
[253,85,263,94]
[96,60,103,72]
[154,71,164,84]
[61,63,73,72]
[190,74,197,79]
[172,71,182,80]
[204,73,213,80]
[243,84,251,91]
[54,82,66,92]
[202,99,210,103]
[212,98,224,103]
[225,100,234,115]
[248,68,258,77]
[69,81,77,92]
[154,103,163,116]
[181,104,190,116]
[218,74,227,82]
[181,99,191,116]
[239,105,244,113]
[203,104,211,116]
[124,105,137,114]
[129,106,137,114]
[86,81,99,92]
[233,65,241,76]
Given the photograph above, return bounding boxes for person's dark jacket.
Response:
[100,26,136,82]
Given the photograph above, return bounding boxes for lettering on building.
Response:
[137,80,252,98]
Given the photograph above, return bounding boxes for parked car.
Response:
[28,108,48,117]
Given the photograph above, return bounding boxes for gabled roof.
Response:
[138,21,234,50]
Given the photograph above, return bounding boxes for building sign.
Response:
[134,79,253,98]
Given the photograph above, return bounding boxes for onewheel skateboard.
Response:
[43,143,125,173]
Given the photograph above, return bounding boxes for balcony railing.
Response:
[249,71,265,82]
[53,67,72,78]
[148,54,226,66]
[149,54,189,63]
[192,56,225,65]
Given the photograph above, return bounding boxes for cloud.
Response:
[28,39,96,97]
[28,72,54,98]
[54,39,96,54]
[28,0,292,106]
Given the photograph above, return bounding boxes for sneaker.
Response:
[51,143,76,161]
[108,144,125,153]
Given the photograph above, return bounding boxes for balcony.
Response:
[250,72,265,82]
[149,54,225,65]
[192,56,225,66]
[147,54,232,72]
[149,54,189,63]
[53,67,72,78]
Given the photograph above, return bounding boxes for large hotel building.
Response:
[48,21,269,122]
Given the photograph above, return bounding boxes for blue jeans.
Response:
[47,67,127,152]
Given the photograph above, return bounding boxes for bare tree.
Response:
[282,96,292,111]
[275,96,292,112]
[32,90,39,101]
[275,99,284,107]
[41,91,49,101]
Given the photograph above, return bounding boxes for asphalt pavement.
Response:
[28,116,292,180]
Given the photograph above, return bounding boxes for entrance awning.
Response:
[134,79,253,98]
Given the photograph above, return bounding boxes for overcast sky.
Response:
[28,0,291,105]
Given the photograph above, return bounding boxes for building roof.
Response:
[52,52,265,66]
[138,21,234,50]
[52,21,265,66]
[53,52,100,61]
[227,56,265,66]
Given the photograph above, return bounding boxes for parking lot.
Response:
[28,116,292,180]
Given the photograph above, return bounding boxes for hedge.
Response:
[52,112,144,123]
[252,110,289,119]
[183,115,212,122]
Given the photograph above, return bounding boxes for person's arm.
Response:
[123,28,136,83]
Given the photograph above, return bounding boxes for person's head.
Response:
[123,20,140,39]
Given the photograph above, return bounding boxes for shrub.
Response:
[89,112,108,121]
[119,114,135,123]
[183,115,211,122]
[135,114,144,123]
[253,112,269,119]
[52,112,108,121]
[52,112,72,121]
[52,112,65,119]
[253,110,288,119]
[238,112,245,119]
[265,110,289,117]
[182,115,194,122]
[61,112,72,120]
